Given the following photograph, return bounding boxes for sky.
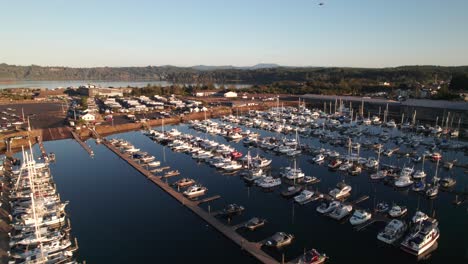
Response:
[1,0,467,68]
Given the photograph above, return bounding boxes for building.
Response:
[193,90,218,97]
[223,91,238,98]
[80,113,96,122]
[78,85,124,97]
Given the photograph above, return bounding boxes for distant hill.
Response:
[191,63,281,70]
[1,63,467,88]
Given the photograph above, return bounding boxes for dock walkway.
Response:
[102,140,280,264]
[69,128,94,156]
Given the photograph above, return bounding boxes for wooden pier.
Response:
[102,140,280,264]
[69,129,94,156]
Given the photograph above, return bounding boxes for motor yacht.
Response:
[411,181,426,192]
[297,249,327,264]
[329,204,353,220]
[220,204,245,216]
[377,219,407,244]
[265,232,294,248]
[394,175,414,188]
[257,177,282,188]
[316,201,341,214]
[173,178,195,188]
[244,217,267,231]
[375,202,390,213]
[389,204,407,217]
[401,218,439,256]
[349,209,372,225]
[281,186,303,197]
[411,211,429,225]
[294,190,315,204]
[328,182,352,199]
[370,170,387,180]
[183,185,207,198]
[313,154,325,163]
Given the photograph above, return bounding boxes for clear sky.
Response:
[1,0,467,68]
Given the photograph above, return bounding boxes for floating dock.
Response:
[102,140,281,264]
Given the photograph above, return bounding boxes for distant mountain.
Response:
[249,63,281,69]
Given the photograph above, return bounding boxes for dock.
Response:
[69,128,94,156]
[102,139,280,264]
[195,195,221,205]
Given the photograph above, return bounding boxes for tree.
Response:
[80,96,88,109]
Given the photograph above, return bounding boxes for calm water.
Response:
[21,122,468,263]
[0,80,251,89]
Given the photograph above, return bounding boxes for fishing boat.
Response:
[377,219,407,244]
[401,218,439,256]
[349,209,372,225]
[264,232,294,248]
[244,217,267,231]
[297,249,327,264]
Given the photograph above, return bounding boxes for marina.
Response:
[1,105,467,263]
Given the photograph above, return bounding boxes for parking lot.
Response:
[0,102,66,132]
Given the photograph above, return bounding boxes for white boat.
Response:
[411,211,429,225]
[168,128,182,137]
[370,170,387,180]
[265,232,294,248]
[377,219,407,244]
[389,205,407,217]
[413,170,426,179]
[349,209,372,225]
[252,157,272,168]
[328,182,352,199]
[258,177,281,188]
[394,175,414,188]
[316,201,341,214]
[183,185,207,198]
[222,161,242,171]
[313,154,325,163]
[365,158,379,169]
[147,161,161,167]
[329,204,353,220]
[294,190,314,204]
[401,218,439,256]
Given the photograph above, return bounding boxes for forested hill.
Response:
[1,63,468,89]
